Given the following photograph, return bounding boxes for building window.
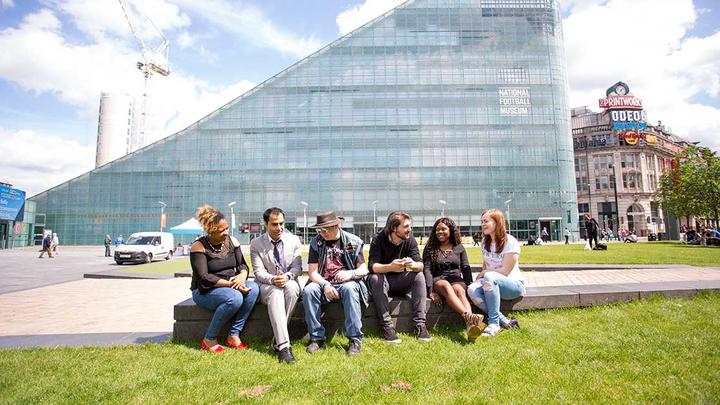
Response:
[621,154,639,169]
[576,176,589,191]
[594,154,612,171]
[623,172,643,189]
[647,172,657,191]
[575,157,587,172]
[578,203,589,215]
[595,175,610,190]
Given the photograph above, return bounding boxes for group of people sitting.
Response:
[190,205,524,363]
[683,226,720,246]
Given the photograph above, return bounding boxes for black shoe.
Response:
[346,339,361,356]
[278,347,296,364]
[306,340,324,354]
[415,323,431,342]
[381,326,401,343]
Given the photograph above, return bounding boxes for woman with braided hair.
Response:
[190,205,259,353]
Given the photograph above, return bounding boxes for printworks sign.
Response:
[599,81,647,131]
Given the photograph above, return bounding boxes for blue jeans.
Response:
[191,280,260,340]
[302,281,363,342]
[467,272,525,325]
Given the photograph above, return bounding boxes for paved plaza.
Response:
[0,246,718,348]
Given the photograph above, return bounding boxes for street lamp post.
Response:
[609,164,620,232]
[504,199,512,234]
[158,201,167,232]
[227,201,237,238]
[300,200,308,244]
[439,199,446,217]
[372,200,378,234]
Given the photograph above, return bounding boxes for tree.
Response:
[658,146,720,226]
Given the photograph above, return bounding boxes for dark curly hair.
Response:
[422,217,462,263]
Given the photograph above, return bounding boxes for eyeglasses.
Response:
[316,226,335,234]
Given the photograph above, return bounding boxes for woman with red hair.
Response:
[467,208,525,337]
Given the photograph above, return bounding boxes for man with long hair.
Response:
[367,211,429,343]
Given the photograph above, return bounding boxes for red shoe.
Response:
[224,337,249,350]
[200,339,225,353]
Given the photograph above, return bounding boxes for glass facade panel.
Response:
[30,0,577,244]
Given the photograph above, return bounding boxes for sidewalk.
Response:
[1,266,718,348]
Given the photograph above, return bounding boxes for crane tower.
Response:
[117,0,170,150]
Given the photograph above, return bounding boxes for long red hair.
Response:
[482,208,507,254]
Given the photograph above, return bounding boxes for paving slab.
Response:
[0,332,172,349]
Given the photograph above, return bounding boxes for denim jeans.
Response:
[467,271,525,325]
[192,280,260,340]
[302,281,363,342]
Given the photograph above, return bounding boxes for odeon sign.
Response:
[600,81,647,131]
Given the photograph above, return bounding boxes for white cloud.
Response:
[0,128,95,196]
[563,0,720,151]
[47,0,190,44]
[0,6,257,190]
[172,0,322,58]
[336,0,406,35]
[1,0,14,9]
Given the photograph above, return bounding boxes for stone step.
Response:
[173,280,720,343]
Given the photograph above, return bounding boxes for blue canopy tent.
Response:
[169,218,203,235]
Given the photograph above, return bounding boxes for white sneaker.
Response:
[481,323,502,337]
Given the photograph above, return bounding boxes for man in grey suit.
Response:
[250,207,303,364]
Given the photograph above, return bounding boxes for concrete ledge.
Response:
[84,270,173,280]
[173,279,720,342]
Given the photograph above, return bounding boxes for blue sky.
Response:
[1,0,719,195]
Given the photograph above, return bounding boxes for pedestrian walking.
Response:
[51,233,59,255]
[38,233,54,258]
[564,228,571,244]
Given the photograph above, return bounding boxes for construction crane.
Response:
[117,0,170,151]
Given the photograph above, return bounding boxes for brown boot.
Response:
[463,312,485,343]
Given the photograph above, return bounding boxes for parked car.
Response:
[114,232,174,265]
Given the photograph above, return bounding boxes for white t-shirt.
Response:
[482,234,523,281]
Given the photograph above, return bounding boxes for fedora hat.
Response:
[311,211,344,229]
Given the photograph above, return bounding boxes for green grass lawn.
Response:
[1,292,718,403]
[498,241,720,266]
[122,241,720,275]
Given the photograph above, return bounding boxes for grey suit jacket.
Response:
[249,231,303,285]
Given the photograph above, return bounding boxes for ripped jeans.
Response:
[467,271,525,325]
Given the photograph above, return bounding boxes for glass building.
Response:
[30,0,577,245]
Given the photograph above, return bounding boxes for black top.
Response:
[368,232,421,273]
[190,235,249,294]
[585,218,600,234]
[422,244,472,292]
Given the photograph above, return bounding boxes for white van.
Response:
[114,232,174,265]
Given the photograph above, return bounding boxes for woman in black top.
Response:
[584,213,600,249]
[190,205,259,353]
[422,217,485,341]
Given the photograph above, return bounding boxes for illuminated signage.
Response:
[645,134,657,145]
[498,87,530,115]
[619,130,643,145]
[598,96,643,110]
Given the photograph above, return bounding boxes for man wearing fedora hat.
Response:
[302,211,368,356]
[367,211,430,342]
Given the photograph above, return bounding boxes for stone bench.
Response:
[173,280,720,342]
[173,293,520,343]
